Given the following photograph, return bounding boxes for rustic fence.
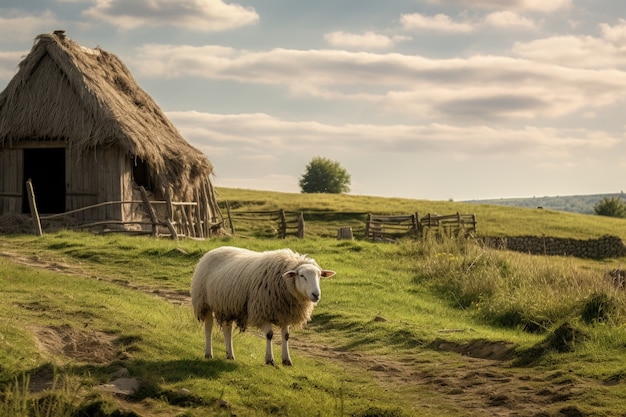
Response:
[365,212,477,242]
[223,204,304,239]
[365,213,419,242]
[419,212,477,237]
[26,180,222,239]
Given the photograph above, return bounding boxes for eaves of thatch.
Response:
[0,31,213,199]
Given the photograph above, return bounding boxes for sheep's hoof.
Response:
[282,359,293,366]
[266,359,275,366]
[226,355,235,360]
[204,353,213,359]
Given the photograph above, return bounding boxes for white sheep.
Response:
[190,246,335,366]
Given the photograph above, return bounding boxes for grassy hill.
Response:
[1,188,626,416]
[216,187,626,240]
[464,192,626,215]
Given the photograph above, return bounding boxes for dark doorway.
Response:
[22,148,66,214]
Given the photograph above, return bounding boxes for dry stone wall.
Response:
[482,235,626,259]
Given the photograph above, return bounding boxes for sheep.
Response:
[190,246,335,366]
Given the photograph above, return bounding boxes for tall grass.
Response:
[0,372,85,417]
[405,235,626,332]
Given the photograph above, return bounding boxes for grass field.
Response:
[1,189,626,416]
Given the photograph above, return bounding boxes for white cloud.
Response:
[0,51,25,80]
[0,9,60,41]
[324,31,410,50]
[484,11,537,30]
[168,111,621,161]
[82,0,258,31]
[132,46,626,121]
[601,19,626,45]
[513,34,626,69]
[400,13,475,33]
[424,0,571,13]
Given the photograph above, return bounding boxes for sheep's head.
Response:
[283,264,335,303]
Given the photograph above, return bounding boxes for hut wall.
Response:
[0,148,23,214]
[66,146,128,222]
[66,147,99,221]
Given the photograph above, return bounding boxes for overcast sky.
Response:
[1,0,625,201]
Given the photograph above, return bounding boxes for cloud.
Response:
[132,45,626,121]
[512,21,626,69]
[324,31,410,50]
[484,11,537,30]
[0,9,60,41]
[168,111,621,161]
[401,11,538,33]
[82,0,258,31]
[400,13,474,33]
[601,19,626,45]
[423,0,571,13]
[0,51,25,80]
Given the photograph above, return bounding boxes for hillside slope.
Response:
[464,192,626,214]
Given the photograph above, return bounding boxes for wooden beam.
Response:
[26,179,43,236]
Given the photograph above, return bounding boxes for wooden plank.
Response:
[26,179,43,236]
[139,186,158,237]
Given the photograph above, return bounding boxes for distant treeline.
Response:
[464,192,626,215]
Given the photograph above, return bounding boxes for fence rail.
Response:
[224,206,304,239]
[26,180,222,239]
[365,212,476,241]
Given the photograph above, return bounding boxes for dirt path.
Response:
[1,250,587,416]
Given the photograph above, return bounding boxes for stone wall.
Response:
[482,235,626,259]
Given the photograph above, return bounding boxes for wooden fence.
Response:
[26,180,222,239]
[365,213,419,242]
[365,212,476,241]
[223,204,305,239]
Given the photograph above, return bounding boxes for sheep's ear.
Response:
[282,270,297,278]
[321,270,336,278]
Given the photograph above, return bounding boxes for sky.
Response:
[1,0,626,201]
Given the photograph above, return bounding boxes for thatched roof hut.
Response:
[0,31,222,237]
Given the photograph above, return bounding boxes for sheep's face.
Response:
[283,265,335,303]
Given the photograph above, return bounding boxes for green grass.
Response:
[216,187,626,240]
[2,188,626,416]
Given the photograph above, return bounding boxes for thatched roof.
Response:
[0,31,213,198]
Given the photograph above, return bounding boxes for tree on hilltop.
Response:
[299,157,351,194]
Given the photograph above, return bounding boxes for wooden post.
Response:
[337,227,353,240]
[297,212,305,238]
[278,209,286,239]
[26,179,43,236]
[194,190,204,239]
[165,218,178,240]
[414,212,422,236]
[225,201,235,235]
[139,186,158,237]
[164,187,177,239]
[365,213,371,240]
[200,182,211,236]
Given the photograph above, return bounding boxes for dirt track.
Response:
[1,251,590,416]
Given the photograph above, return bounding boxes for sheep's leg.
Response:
[263,322,275,365]
[204,314,214,359]
[281,325,293,366]
[223,321,235,360]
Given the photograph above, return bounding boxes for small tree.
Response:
[594,197,626,218]
[299,156,351,194]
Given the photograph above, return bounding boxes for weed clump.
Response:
[404,237,626,331]
[514,322,587,366]
[581,292,618,324]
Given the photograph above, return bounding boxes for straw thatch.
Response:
[0,31,212,200]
